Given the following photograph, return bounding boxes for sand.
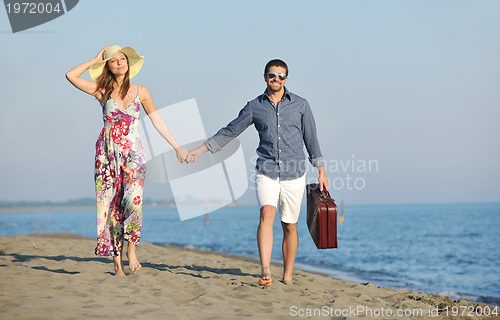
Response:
[0,234,497,320]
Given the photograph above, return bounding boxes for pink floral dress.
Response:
[94,85,146,256]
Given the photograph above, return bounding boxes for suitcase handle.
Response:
[319,189,331,202]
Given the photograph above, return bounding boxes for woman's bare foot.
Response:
[113,256,126,276]
[126,243,142,274]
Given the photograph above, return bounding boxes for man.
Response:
[186,59,329,286]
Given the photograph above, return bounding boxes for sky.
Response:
[1,0,499,206]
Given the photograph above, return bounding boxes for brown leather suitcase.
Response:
[306,183,338,249]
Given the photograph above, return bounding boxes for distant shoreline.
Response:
[2,201,498,214]
[0,203,178,214]
[0,205,95,213]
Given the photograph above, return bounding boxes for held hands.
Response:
[174,144,208,164]
[175,147,189,164]
[184,144,209,163]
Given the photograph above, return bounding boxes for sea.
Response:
[1,202,499,306]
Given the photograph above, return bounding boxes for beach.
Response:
[0,234,496,320]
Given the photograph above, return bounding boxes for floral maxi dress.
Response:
[94,86,146,256]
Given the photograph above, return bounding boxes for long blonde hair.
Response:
[94,55,131,105]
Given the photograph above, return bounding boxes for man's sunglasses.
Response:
[267,72,287,81]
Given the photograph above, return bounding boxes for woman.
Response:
[66,45,188,276]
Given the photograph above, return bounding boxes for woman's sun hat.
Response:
[89,45,144,81]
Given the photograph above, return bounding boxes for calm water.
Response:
[1,203,499,306]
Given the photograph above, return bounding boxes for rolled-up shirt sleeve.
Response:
[302,101,326,168]
[204,103,253,153]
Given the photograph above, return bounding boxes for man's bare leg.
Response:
[281,221,298,285]
[257,205,276,286]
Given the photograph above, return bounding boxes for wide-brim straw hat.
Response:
[89,45,144,81]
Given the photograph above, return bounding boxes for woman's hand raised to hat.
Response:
[95,46,110,62]
[66,47,111,96]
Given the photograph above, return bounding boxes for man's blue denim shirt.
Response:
[204,87,325,180]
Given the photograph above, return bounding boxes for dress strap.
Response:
[136,84,139,97]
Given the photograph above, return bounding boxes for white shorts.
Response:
[255,174,306,224]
